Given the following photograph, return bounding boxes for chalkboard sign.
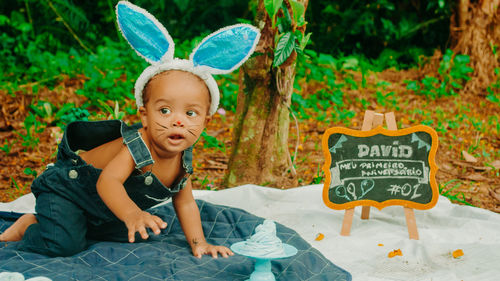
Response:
[322,125,438,210]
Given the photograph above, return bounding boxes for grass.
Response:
[439,179,475,207]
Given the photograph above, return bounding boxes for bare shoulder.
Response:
[80,137,125,169]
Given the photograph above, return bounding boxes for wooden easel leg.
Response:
[404,207,419,240]
[361,110,375,131]
[361,206,370,219]
[385,112,397,130]
[340,208,355,236]
[372,113,384,128]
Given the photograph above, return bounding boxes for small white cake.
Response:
[242,220,286,257]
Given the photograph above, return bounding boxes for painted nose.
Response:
[173,120,184,127]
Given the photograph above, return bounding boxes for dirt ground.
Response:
[1,68,499,213]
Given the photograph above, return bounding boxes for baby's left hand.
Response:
[192,241,234,259]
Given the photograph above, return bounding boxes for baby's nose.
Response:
[173,120,184,127]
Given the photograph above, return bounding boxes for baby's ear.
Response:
[204,115,212,126]
[139,106,148,128]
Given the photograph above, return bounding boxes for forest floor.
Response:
[1,68,499,213]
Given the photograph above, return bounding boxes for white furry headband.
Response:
[115,1,260,116]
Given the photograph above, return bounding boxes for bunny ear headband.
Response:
[115,1,261,116]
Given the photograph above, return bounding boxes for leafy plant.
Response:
[375,90,399,109]
[16,112,44,150]
[58,107,90,128]
[406,49,473,99]
[308,0,451,67]
[310,163,324,184]
[200,131,225,152]
[23,167,38,178]
[0,139,13,155]
[98,100,125,120]
[218,74,239,112]
[439,179,475,207]
[7,176,28,200]
[30,101,90,128]
[199,175,217,190]
[263,0,311,67]
[486,67,500,106]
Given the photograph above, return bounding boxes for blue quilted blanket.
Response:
[0,200,351,281]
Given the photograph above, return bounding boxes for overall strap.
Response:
[182,145,194,174]
[120,121,154,169]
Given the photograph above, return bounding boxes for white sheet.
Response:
[2,184,499,281]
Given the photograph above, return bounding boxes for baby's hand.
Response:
[191,241,234,259]
[123,210,167,243]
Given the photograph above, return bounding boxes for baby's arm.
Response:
[97,145,167,242]
[173,178,234,258]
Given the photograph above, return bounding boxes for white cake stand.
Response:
[231,242,298,281]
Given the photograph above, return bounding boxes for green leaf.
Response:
[43,102,52,117]
[443,49,453,62]
[486,90,500,104]
[342,57,359,70]
[450,81,462,89]
[273,0,284,16]
[55,103,77,118]
[264,0,283,26]
[0,15,9,26]
[18,23,32,33]
[98,100,114,115]
[290,0,305,25]
[299,32,312,50]
[273,32,296,67]
[264,0,274,19]
[454,54,470,64]
[406,80,420,91]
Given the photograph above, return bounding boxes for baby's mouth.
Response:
[168,134,184,140]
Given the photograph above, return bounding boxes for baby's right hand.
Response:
[123,210,167,243]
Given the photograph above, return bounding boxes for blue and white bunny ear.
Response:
[190,24,260,74]
[116,1,174,64]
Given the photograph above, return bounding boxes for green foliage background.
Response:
[1,0,453,85]
[0,0,476,144]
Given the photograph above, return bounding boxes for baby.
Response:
[0,1,260,258]
[0,70,229,258]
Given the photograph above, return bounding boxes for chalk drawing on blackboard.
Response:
[322,125,439,210]
[334,179,374,201]
[329,159,429,186]
[411,133,431,151]
[329,134,348,153]
[387,183,422,200]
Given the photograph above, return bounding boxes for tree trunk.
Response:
[223,0,308,188]
[451,0,500,93]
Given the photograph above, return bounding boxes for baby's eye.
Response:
[160,108,171,114]
[186,110,198,117]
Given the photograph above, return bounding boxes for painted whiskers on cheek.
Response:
[154,121,170,137]
[154,121,203,138]
[186,123,204,137]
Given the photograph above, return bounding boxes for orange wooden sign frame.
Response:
[321,124,439,211]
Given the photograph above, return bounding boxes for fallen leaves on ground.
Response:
[315,233,325,241]
[388,249,403,258]
[452,249,464,259]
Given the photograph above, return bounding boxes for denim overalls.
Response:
[17,120,193,257]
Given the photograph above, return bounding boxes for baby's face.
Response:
[139,70,211,155]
